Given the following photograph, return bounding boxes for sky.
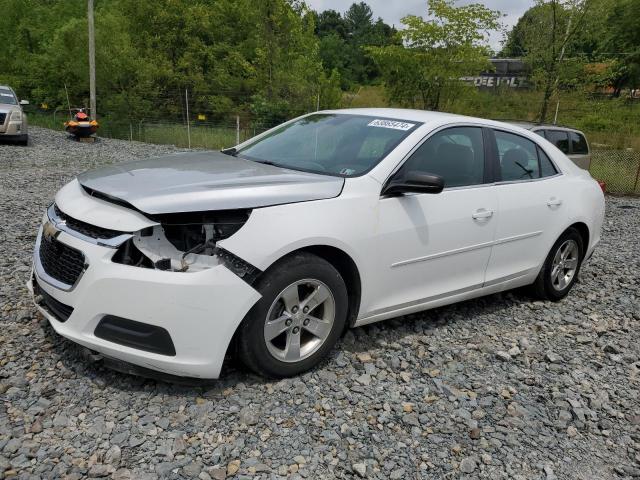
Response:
[305,0,536,53]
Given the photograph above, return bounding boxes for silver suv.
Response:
[0,85,29,145]
[506,122,590,171]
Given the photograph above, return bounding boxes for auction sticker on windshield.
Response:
[367,119,415,131]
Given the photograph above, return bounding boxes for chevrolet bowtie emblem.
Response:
[42,221,60,242]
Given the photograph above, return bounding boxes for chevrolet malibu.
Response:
[28,109,605,379]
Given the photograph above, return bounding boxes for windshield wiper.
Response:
[255,160,280,167]
[221,147,237,157]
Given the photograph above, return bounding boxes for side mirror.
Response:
[383,171,445,196]
[19,99,29,105]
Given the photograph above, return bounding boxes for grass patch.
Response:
[27,113,264,150]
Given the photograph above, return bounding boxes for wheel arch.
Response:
[567,221,589,257]
[225,244,362,361]
[293,245,362,328]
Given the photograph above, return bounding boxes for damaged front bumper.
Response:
[29,193,262,379]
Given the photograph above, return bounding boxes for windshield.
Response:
[237,114,421,177]
[0,91,17,105]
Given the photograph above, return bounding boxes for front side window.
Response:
[397,127,485,188]
[237,114,421,177]
[569,131,589,154]
[545,130,569,154]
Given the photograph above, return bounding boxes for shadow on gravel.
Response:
[38,286,533,395]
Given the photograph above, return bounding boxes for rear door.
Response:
[484,129,566,285]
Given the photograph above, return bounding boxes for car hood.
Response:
[76,151,344,214]
[0,105,20,113]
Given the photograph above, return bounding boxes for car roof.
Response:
[320,108,561,139]
[501,120,583,133]
[323,108,469,124]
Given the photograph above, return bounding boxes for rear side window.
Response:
[538,147,558,177]
[495,130,541,181]
[569,131,588,154]
[399,127,485,188]
[545,130,569,154]
[534,130,546,139]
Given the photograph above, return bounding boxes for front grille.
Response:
[54,204,126,240]
[0,113,6,125]
[39,236,86,286]
[35,281,74,322]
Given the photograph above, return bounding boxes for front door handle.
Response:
[547,197,563,207]
[472,208,494,220]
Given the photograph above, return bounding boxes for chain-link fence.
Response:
[27,97,640,196]
[590,149,640,195]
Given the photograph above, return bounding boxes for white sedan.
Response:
[29,109,605,379]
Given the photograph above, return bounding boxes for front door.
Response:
[365,126,498,317]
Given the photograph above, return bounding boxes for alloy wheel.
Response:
[550,239,579,291]
[263,279,336,363]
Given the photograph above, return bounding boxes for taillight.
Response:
[597,180,606,193]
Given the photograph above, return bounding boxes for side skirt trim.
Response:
[391,231,543,268]
[355,268,534,326]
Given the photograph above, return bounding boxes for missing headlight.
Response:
[111,209,259,282]
[157,209,251,252]
[112,239,154,268]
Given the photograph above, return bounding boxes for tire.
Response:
[531,227,584,301]
[19,135,28,146]
[237,252,348,378]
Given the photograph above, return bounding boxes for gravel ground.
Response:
[0,127,639,480]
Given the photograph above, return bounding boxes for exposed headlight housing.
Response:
[112,209,259,281]
[158,209,251,253]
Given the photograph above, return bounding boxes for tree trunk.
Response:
[538,75,554,123]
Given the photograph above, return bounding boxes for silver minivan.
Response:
[507,122,590,170]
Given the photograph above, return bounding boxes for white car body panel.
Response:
[56,179,158,232]
[30,108,606,378]
[30,226,260,378]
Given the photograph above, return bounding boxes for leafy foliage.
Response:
[367,0,501,110]
[313,2,398,88]
[0,0,342,125]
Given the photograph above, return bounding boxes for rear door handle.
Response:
[547,197,563,207]
[472,208,494,220]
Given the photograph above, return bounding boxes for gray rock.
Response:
[495,351,512,361]
[104,445,121,465]
[238,406,260,426]
[352,463,367,477]
[545,352,563,363]
[459,457,477,474]
[0,129,637,480]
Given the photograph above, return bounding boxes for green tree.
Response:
[509,0,606,121]
[0,0,340,125]
[368,0,501,110]
[604,0,640,94]
[314,2,397,86]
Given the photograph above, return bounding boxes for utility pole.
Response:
[185,89,191,149]
[88,0,97,119]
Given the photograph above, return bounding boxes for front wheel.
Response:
[532,228,584,301]
[237,252,348,378]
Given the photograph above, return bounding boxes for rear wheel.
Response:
[532,228,584,301]
[237,253,348,378]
